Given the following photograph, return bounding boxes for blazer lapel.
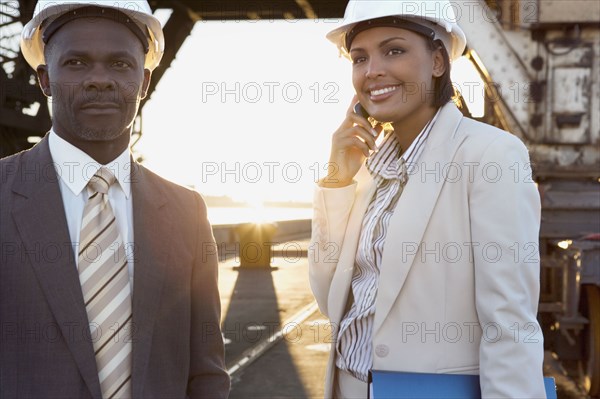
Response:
[130,163,170,397]
[374,104,466,333]
[327,166,376,324]
[10,137,103,399]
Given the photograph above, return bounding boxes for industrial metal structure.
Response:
[1,0,599,396]
[455,1,600,396]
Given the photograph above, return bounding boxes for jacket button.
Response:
[375,344,389,358]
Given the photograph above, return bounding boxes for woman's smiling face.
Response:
[350,26,445,126]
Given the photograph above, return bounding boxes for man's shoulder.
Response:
[135,164,194,192]
[134,163,204,204]
[1,149,33,187]
[134,164,209,223]
[1,148,28,167]
[1,138,56,189]
[1,137,51,173]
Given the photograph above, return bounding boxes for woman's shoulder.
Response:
[453,116,531,165]
[457,116,529,154]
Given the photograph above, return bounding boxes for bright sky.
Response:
[137,19,484,204]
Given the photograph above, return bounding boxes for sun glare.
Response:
[138,20,485,213]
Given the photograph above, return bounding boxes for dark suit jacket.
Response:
[0,136,230,398]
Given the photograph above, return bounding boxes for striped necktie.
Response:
[78,167,132,398]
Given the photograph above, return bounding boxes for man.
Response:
[0,1,230,398]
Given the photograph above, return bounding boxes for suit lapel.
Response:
[10,137,103,399]
[130,163,170,397]
[327,166,376,324]
[373,104,466,333]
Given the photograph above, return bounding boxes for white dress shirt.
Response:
[48,130,135,285]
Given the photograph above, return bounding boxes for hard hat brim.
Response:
[20,1,164,71]
[327,15,466,61]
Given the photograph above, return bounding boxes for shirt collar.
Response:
[48,129,132,198]
[366,108,441,182]
[402,108,441,166]
[366,130,402,181]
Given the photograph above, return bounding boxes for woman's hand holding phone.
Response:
[320,96,382,188]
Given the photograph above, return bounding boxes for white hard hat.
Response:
[327,0,467,61]
[20,0,164,70]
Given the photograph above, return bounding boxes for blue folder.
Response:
[368,370,557,399]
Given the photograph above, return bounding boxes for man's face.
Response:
[37,17,151,145]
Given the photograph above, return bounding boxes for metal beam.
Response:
[142,1,196,107]
[453,0,533,140]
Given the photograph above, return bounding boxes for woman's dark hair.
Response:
[426,38,455,108]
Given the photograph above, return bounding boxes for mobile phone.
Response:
[354,101,380,131]
[353,102,370,119]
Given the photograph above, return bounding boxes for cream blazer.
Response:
[309,103,546,398]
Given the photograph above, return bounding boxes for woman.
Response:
[308,1,546,398]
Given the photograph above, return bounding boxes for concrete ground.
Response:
[218,251,329,398]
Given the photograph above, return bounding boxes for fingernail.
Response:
[371,128,378,137]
